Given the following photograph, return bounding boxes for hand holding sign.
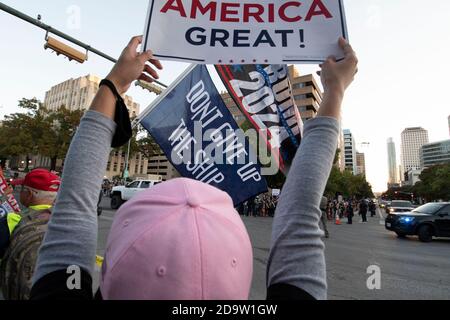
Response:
[107,35,163,95]
[142,0,348,64]
[318,37,358,119]
[319,37,358,96]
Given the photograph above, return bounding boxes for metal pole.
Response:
[0,2,168,88]
[123,139,132,180]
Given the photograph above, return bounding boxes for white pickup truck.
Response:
[110,180,161,209]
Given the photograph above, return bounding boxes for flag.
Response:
[215,64,304,174]
[0,173,20,217]
[139,64,268,206]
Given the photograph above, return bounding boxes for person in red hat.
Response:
[0,168,60,299]
[0,169,60,257]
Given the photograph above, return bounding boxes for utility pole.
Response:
[123,82,166,180]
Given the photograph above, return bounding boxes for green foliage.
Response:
[136,126,162,159]
[0,98,83,170]
[325,150,374,199]
[414,164,450,201]
[382,164,450,202]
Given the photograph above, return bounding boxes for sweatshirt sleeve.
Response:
[32,110,116,285]
[266,116,340,300]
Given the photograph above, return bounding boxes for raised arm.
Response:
[32,36,162,288]
[266,38,358,300]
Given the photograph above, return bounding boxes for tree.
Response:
[0,98,83,171]
[134,124,162,159]
[39,106,84,170]
[0,98,42,170]
[325,154,374,200]
[414,164,450,201]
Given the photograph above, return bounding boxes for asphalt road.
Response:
[95,199,450,300]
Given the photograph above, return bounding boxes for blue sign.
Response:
[140,65,267,205]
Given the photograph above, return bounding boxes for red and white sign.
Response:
[0,174,21,215]
[142,0,348,64]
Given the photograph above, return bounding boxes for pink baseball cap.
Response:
[100,178,253,300]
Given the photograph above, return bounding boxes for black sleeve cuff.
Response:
[267,283,316,300]
[30,268,94,300]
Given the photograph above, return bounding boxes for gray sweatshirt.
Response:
[32,110,339,300]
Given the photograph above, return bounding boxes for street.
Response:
[96,199,450,300]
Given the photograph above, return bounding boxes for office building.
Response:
[105,151,148,180]
[420,139,450,169]
[404,169,422,187]
[44,74,140,117]
[400,127,429,174]
[43,75,142,175]
[356,152,366,176]
[288,65,323,121]
[387,138,398,184]
[343,129,357,175]
[147,154,180,181]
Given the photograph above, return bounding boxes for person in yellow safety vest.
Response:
[0,169,60,258]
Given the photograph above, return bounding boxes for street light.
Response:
[358,142,370,147]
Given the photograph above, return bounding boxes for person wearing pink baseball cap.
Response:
[29,36,358,300]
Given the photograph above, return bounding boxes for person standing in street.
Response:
[359,199,368,223]
[346,201,354,224]
[369,200,376,217]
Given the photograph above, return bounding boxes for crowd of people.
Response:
[324,198,378,224]
[237,194,279,218]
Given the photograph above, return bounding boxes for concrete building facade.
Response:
[343,129,357,175]
[147,154,180,181]
[400,127,429,174]
[404,169,422,187]
[288,65,323,122]
[420,139,450,169]
[44,74,140,117]
[356,152,366,176]
[105,151,148,180]
[42,75,143,176]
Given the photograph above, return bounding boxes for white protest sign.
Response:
[142,0,348,64]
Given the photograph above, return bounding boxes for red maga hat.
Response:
[13,169,60,192]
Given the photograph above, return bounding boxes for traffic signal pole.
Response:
[0,2,168,89]
[0,2,174,180]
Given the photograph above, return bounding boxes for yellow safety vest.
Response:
[6,213,22,235]
[6,204,52,234]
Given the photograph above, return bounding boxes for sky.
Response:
[1,0,449,193]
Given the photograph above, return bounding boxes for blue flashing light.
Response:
[399,217,414,223]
